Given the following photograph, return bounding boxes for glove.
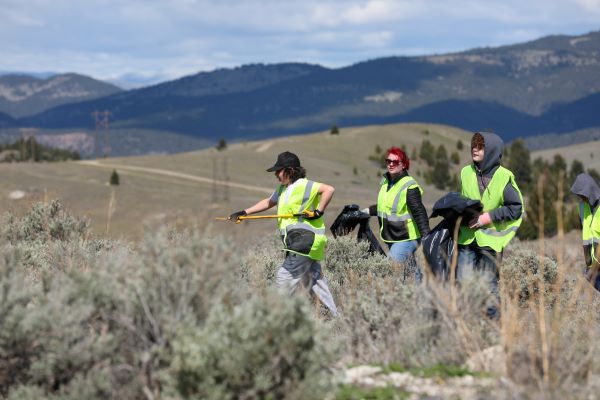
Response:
[228,210,247,223]
[304,209,323,220]
[469,212,492,229]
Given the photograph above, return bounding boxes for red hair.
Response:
[385,146,410,170]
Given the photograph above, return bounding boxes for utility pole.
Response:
[212,156,217,203]
[211,154,230,203]
[91,110,111,158]
[19,128,37,161]
[223,156,229,202]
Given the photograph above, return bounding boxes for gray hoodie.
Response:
[570,173,600,266]
[473,132,523,222]
[570,173,600,212]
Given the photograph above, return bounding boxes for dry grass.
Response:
[0,122,471,241]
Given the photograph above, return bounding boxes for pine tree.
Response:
[431,144,450,190]
[450,151,460,165]
[216,138,227,151]
[110,169,120,186]
[419,140,435,165]
[568,159,585,185]
[505,139,532,191]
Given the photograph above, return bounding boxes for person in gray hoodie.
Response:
[570,173,600,291]
[456,132,524,315]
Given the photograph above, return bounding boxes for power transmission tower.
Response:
[91,110,111,158]
[19,128,38,161]
[211,155,230,203]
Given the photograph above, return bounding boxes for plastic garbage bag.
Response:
[422,192,482,279]
[330,204,385,256]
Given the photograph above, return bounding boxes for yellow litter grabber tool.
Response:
[215,211,317,224]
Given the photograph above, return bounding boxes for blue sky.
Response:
[2,0,600,87]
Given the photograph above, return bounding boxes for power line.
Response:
[91,110,111,158]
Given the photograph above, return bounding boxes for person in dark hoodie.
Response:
[457,132,524,305]
[570,173,600,291]
[363,146,430,280]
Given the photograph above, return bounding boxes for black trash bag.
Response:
[330,204,386,256]
[422,192,483,279]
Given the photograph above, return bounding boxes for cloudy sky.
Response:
[2,0,600,87]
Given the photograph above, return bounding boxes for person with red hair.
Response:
[363,146,430,279]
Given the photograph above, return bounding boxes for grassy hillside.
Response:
[532,139,600,172]
[0,123,471,240]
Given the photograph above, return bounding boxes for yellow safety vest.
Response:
[458,165,523,252]
[277,178,327,261]
[377,175,423,243]
[581,202,600,264]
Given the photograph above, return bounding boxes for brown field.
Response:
[0,123,472,241]
[1,122,597,245]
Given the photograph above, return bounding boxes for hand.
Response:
[228,210,247,223]
[361,207,371,216]
[469,212,491,229]
[304,209,323,220]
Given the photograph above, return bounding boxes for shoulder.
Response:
[496,165,514,176]
[403,175,420,188]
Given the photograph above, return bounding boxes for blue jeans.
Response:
[457,245,500,318]
[389,239,422,282]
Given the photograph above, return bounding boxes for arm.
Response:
[244,197,277,215]
[316,183,335,213]
[489,181,523,222]
[406,187,430,236]
[229,191,278,221]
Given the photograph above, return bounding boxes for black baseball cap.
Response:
[266,151,301,172]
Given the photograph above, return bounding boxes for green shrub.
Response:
[328,236,498,368]
[167,291,333,400]
[2,200,89,244]
[501,248,559,303]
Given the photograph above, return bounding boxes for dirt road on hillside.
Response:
[78,160,274,195]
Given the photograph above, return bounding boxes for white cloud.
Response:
[0,0,598,84]
[342,0,414,24]
[573,0,600,13]
[358,31,394,48]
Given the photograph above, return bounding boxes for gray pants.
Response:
[276,252,339,317]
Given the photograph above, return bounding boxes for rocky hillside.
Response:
[0,73,122,118]
[15,30,600,147]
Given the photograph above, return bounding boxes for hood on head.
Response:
[475,132,503,174]
[570,173,600,207]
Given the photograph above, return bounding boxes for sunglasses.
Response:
[384,159,401,166]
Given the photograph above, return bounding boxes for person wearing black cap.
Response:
[229,151,339,316]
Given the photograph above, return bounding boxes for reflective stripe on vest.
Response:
[277,178,327,261]
[458,165,523,252]
[377,175,423,243]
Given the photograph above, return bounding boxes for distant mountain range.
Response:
[0,73,121,118]
[3,30,600,150]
